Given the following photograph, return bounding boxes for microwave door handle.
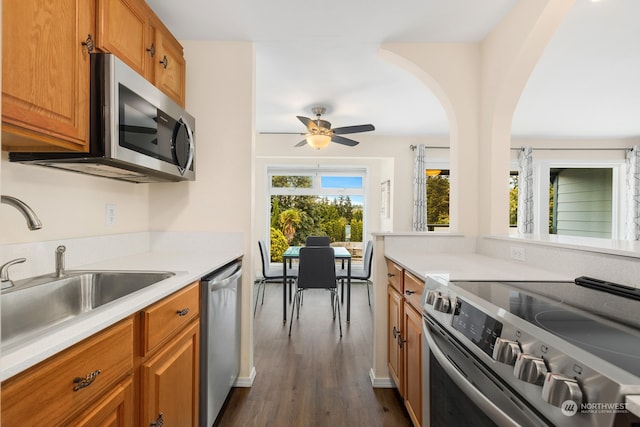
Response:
[182,119,194,174]
[423,324,521,427]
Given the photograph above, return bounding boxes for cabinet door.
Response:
[404,303,423,427]
[69,377,134,427]
[2,0,93,151]
[152,22,186,107]
[142,320,200,427]
[96,0,153,78]
[387,285,404,394]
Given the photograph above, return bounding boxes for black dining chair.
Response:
[255,240,298,316]
[337,240,373,306]
[288,246,342,337]
[305,235,330,246]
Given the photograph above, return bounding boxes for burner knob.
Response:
[492,338,521,365]
[433,295,450,313]
[542,373,583,408]
[513,354,548,385]
[425,290,438,305]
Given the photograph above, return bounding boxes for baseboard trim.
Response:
[233,366,256,387]
[369,368,396,388]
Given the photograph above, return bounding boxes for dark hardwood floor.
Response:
[215,281,413,427]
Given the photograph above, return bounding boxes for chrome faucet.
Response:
[1,195,42,230]
[55,245,66,278]
[1,258,26,290]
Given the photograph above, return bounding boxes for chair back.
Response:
[258,240,279,279]
[297,246,336,289]
[305,236,330,246]
[361,240,374,279]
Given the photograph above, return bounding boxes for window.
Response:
[268,168,366,261]
[426,169,450,231]
[510,162,623,238]
[550,168,613,238]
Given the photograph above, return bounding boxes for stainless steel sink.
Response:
[1,270,174,348]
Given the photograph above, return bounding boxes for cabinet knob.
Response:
[150,412,164,427]
[81,34,94,54]
[146,43,156,57]
[397,334,406,348]
[159,55,168,69]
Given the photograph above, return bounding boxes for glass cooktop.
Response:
[452,280,640,378]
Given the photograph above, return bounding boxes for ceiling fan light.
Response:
[306,134,331,149]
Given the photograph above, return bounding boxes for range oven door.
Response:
[422,314,551,427]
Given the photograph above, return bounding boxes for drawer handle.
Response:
[146,42,156,57]
[387,273,395,278]
[150,412,164,426]
[392,326,400,339]
[405,290,415,295]
[176,307,190,317]
[159,55,168,69]
[73,369,101,391]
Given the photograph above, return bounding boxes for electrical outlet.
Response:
[105,203,117,226]
[510,246,526,261]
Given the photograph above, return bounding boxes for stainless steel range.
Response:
[421,275,640,427]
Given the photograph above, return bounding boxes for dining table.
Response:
[282,246,352,323]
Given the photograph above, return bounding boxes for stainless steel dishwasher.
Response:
[200,259,242,427]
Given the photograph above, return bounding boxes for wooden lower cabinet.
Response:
[141,319,200,427]
[0,318,134,427]
[404,302,423,426]
[69,376,134,427]
[1,282,200,426]
[388,285,404,393]
[386,259,424,427]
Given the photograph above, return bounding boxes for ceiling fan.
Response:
[264,107,375,149]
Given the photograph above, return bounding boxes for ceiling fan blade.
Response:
[332,124,375,135]
[259,132,306,135]
[294,139,308,147]
[331,135,359,147]
[297,116,318,131]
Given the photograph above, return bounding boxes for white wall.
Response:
[149,40,256,382]
[0,153,150,244]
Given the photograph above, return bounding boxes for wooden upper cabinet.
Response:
[152,19,186,107]
[96,0,153,78]
[2,0,94,151]
[97,0,186,107]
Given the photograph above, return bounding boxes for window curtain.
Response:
[625,145,640,240]
[517,146,534,234]
[412,144,427,231]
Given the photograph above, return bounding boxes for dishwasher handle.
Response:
[202,263,242,291]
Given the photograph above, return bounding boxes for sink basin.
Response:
[1,270,174,348]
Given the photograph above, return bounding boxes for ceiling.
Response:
[147,0,640,140]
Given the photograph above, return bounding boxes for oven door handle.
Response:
[424,322,522,427]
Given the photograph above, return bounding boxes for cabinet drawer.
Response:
[404,271,424,311]
[1,318,134,427]
[386,259,404,293]
[142,282,199,355]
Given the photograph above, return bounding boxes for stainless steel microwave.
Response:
[10,53,196,183]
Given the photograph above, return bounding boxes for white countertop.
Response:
[384,251,573,283]
[0,232,243,382]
